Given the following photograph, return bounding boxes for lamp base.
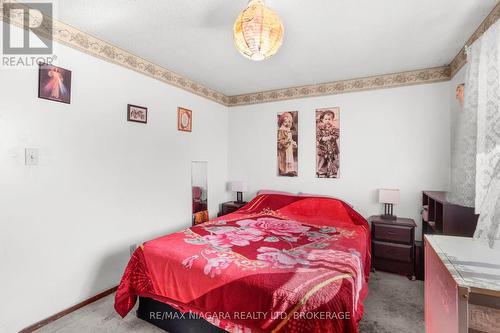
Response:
[381,203,397,220]
[235,191,244,204]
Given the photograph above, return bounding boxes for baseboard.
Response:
[19,286,118,333]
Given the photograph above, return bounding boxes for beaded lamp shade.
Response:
[233,0,284,61]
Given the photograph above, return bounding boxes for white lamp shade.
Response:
[379,189,400,204]
[230,181,248,192]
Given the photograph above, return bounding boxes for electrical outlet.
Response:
[129,244,137,256]
[25,148,39,166]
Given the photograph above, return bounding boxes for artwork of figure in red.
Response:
[316,107,340,178]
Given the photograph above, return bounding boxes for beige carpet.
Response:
[35,271,424,333]
[359,271,424,333]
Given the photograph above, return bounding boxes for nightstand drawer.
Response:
[373,257,413,276]
[373,241,413,263]
[218,201,247,217]
[373,224,412,244]
[222,205,239,215]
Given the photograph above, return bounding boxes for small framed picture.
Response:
[127,104,148,124]
[456,83,465,107]
[177,107,192,132]
[38,63,72,104]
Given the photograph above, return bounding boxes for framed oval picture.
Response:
[178,107,192,132]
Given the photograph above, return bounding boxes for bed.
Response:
[115,193,371,332]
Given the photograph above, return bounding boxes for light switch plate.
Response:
[25,148,39,166]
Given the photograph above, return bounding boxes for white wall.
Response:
[228,82,451,239]
[0,36,229,331]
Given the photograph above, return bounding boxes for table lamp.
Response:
[230,181,248,203]
[379,189,400,220]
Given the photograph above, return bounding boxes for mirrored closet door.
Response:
[191,161,208,225]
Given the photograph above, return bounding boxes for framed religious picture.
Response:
[38,63,72,104]
[456,83,465,107]
[316,107,340,178]
[277,111,298,177]
[127,104,148,123]
[178,107,192,132]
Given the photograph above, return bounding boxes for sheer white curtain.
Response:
[448,21,500,248]
[472,20,500,248]
[448,50,478,208]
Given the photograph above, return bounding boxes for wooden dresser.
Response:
[425,235,500,333]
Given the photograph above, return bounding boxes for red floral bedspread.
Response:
[115,194,371,333]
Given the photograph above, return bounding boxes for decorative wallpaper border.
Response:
[1,0,498,106]
[449,1,500,78]
[227,66,451,106]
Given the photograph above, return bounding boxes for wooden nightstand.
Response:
[218,201,247,217]
[369,215,416,280]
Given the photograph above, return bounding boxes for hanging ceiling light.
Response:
[233,0,284,61]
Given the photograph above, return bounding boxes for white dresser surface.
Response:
[425,235,500,294]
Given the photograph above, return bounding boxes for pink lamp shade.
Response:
[378,189,400,204]
[230,181,248,192]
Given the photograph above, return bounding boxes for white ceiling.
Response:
[52,0,498,96]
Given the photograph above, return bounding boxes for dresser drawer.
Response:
[373,241,413,263]
[222,205,239,215]
[373,224,413,244]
